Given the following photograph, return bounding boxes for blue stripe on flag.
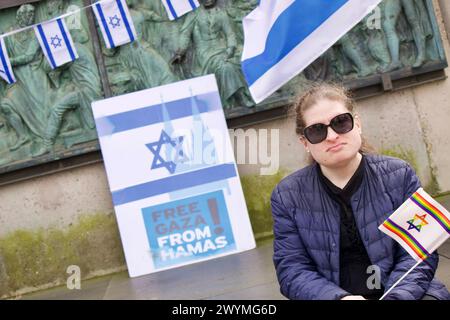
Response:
[0,41,14,84]
[188,0,197,10]
[242,0,349,86]
[57,19,76,62]
[95,92,221,137]
[96,3,115,48]
[111,163,237,205]
[36,24,57,69]
[116,0,135,42]
[166,0,178,19]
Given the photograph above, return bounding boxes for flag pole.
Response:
[379,260,422,300]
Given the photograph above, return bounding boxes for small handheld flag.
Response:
[34,18,78,69]
[378,187,450,299]
[379,188,450,262]
[92,0,137,49]
[241,0,382,103]
[0,37,16,84]
[161,0,200,21]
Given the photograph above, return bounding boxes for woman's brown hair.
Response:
[293,83,376,161]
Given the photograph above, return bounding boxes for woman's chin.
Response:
[318,150,359,168]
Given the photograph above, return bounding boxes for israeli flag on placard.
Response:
[161,0,200,20]
[92,0,137,49]
[34,18,78,69]
[0,37,16,84]
[241,0,382,103]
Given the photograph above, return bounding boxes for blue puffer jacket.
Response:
[271,154,450,300]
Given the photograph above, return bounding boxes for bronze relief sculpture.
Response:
[0,0,446,176]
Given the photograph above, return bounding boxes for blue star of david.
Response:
[146,130,184,174]
[50,35,62,48]
[109,15,121,28]
[406,220,422,232]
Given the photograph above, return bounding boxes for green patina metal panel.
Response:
[0,0,102,173]
[0,1,41,10]
[0,0,447,178]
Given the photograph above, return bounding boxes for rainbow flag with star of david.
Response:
[379,188,450,262]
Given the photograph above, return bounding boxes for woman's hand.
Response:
[341,295,366,300]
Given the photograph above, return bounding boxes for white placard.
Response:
[92,75,256,277]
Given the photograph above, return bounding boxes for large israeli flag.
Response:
[93,0,137,49]
[34,18,78,69]
[241,0,382,103]
[161,0,200,20]
[0,37,15,84]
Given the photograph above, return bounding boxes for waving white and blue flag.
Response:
[0,37,15,84]
[93,0,137,49]
[241,0,382,103]
[161,0,200,20]
[34,18,78,69]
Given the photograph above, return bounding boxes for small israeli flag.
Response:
[161,0,200,20]
[93,0,137,49]
[34,18,78,69]
[0,37,16,84]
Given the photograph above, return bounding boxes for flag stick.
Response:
[379,260,422,300]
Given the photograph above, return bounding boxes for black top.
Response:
[318,156,384,299]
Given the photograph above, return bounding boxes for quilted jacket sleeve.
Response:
[383,164,439,300]
[271,186,349,300]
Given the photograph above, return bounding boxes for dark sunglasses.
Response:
[303,113,354,144]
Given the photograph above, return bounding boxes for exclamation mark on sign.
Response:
[208,198,223,235]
